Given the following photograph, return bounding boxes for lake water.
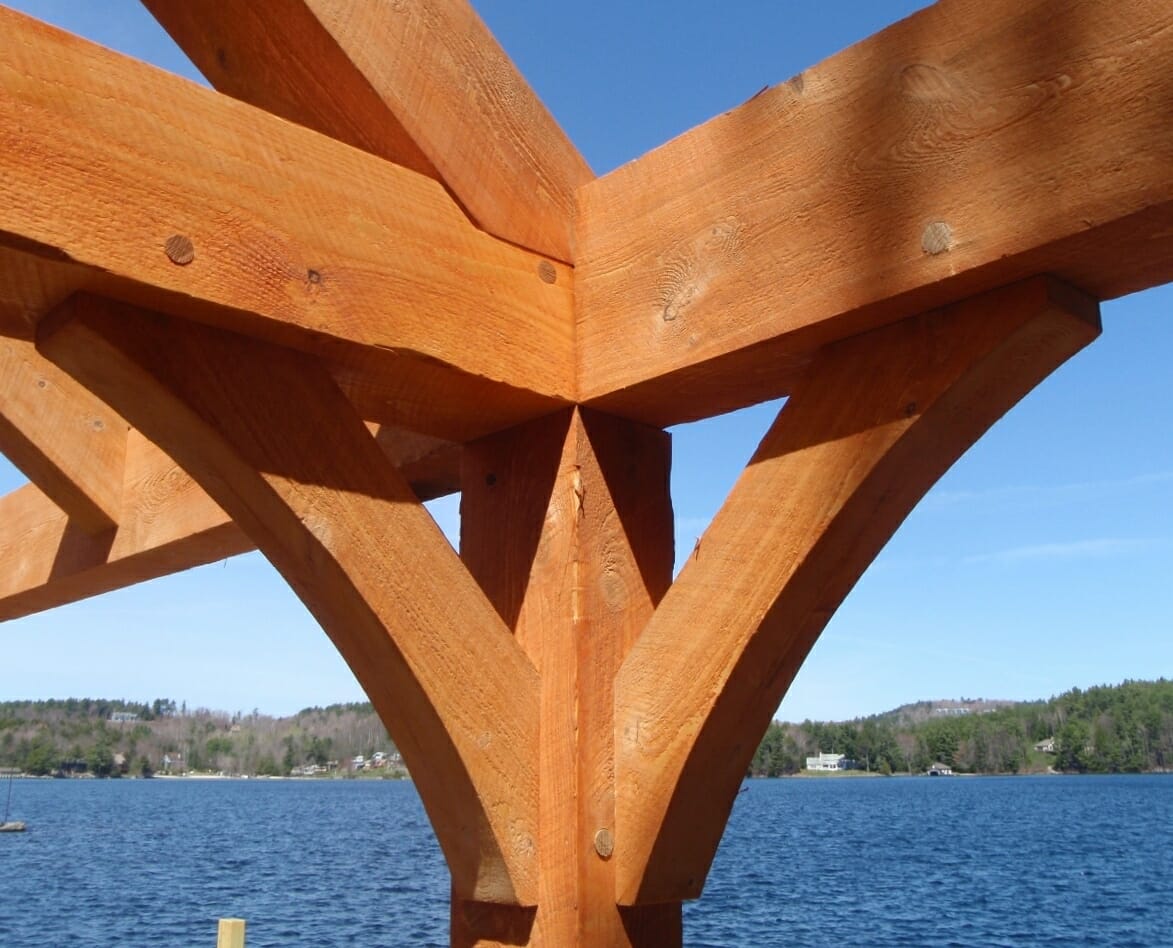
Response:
[1,775,1170,946]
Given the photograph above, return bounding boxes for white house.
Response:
[805,752,850,771]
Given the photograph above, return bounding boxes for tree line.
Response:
[4,679,1171,779]
[0,699,399,778]
[750,679,1173,777]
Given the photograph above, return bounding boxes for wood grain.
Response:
[613,278,1100,904]
[0,337,126,531]
[38,295,540,904]
[144,0,593,262]
[460,409,676,945]
[0,432,249,621]
[0,6,573,439]
[576,0,1173,426]
[0,425,460,621]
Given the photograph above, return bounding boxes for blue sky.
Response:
[2,1,1170,722]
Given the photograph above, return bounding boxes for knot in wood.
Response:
[537,260,557,284]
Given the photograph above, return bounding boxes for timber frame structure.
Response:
[0,0,1170,943]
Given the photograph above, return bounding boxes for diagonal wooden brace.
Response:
[36,294,540,905]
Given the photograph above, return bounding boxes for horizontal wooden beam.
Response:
[576,0,1173,427]
[0,420,460,623]
[0,6,573,440]
[143,0,592,262]
[0,336,126,532]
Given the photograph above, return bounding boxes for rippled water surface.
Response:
[1,775,1170,946]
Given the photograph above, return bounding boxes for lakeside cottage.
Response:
[805,752,851,772]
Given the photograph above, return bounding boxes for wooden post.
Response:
[458,408,680,945]
[216,918,245,948]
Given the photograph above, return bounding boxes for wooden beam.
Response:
[0,246,520,442]
[576,0,1173,427]
[0,245,82,340]
[0,336,126,532]
[612,278,1100,904]
[459,408,679,945]
[0,425,460,622]
[143,0,593,262]
[38,294,540,905]
[0,434,249,621]
[369,425,463,503]
[0,6,573,440]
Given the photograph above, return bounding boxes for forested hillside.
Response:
[0,698,398,778]
[4,679,1170,778]
[751,679,1173,776]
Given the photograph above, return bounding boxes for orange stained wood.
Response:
[0,0,1169,943]
[460,409,679,945]
[613,277,1101,905]
[144,0,593,263]
[0,426,460,623]
[37,295,540,905]
[0,6,574,439]
[0,449,248,623]
[0,337,126,532]
[575,0,1173,426]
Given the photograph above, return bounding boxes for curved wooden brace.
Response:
[613,277,1100,905]
[37,294,540,905]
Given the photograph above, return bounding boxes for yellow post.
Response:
[217,918,245,948]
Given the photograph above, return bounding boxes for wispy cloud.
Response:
[964,537,1162,565]
[925,471,1173,511]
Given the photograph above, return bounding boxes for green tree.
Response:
[23,736,59,776]
[255,754,282,777]
[1055,719,1090,772]
[87,741,115,777]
